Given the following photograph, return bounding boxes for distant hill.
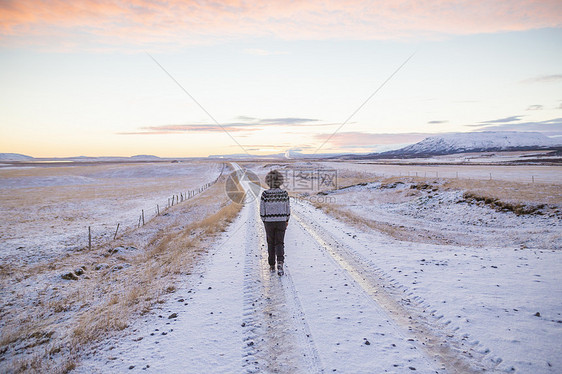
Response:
[355,131,561,159]
[130,155,161,160]
[0,153,34,161]
[0,154,164,162]
[208,150,342,159]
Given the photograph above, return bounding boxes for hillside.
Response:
[362,131,560,158]
[0,153,33,161]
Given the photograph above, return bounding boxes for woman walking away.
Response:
[260,170,290,276]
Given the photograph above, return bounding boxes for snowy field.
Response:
[1,160,560,373]
[75,162,560,373]
[0,161,228,373]
[316,160,562,185]
[0,162,223,266]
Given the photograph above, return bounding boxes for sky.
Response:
[0,0,561,158]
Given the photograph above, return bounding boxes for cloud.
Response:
[119,124,259,135]
[314,132,430,148]
[427,120,448,124]
[521,74,562,84]
[477,115,524,124]
[259,118,333,126]
[470,117,562,135]
[235,115,256,121]
[526,105,544,111]
[2,0,561,50]
[118,116,334,135]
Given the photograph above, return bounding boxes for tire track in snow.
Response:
[292,202,492,374]
[253,204,324,374]
[241,202,262,373]
[241,195,323,373]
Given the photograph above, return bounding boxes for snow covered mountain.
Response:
[374,131,561,158]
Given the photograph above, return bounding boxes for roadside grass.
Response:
[0,177,243,373]
[331,174,561,207]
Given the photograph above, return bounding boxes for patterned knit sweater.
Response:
[260,188,291,222]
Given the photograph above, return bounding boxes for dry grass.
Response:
[331,174,561,206]
[0,174,243,373]
[68,182,242,349]
[443,178,561,206]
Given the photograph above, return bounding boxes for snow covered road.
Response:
[77,165,561,373]
[77,172,445,373]
[79,200,443,373]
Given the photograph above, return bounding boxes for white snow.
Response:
[293,199,561,373]
[77,169,442,373]
[396,131,560,155]
[0,162,223,266]
[75,162,561,373]
[2,161,560,373]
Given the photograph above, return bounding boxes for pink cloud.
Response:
[315,131,430,147]
[1,0,561,50]
[118,117,334,135]
[118,123,261,135]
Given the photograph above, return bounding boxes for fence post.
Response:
[142,210,145,226]
[157,204,160,215]
[532,176,535,183]
[114,223,120,240]
[88,226,91,250]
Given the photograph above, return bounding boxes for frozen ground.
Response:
[317,161,562,185]
[77,165,442,373]
[0,162,228,373]
[76,163,561,373]
[323,180,561,250]
[0,162,223,266]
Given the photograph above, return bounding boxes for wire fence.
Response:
[85,163,226,251]
[337,165,562,185]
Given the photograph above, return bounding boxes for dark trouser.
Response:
[264,221,287,266]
